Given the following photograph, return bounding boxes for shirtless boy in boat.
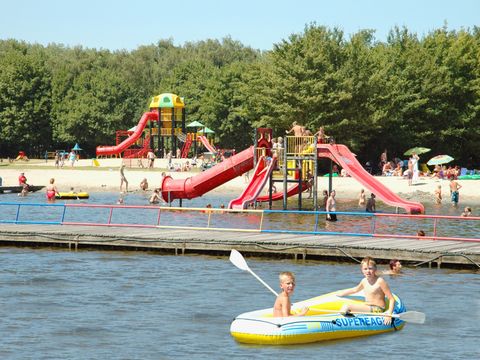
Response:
[273,272,308,317]
[336,257,395,325]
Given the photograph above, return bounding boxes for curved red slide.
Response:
[318,144,424,214]
[198,135,216,153]
[96,111,158,156]
[228,157,277,209]
[160,146,254,202]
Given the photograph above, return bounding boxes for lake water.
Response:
[0,246,478,359]
[0,191,479,359]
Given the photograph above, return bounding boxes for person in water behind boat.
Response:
[383,259,402,276]
[337,257,395,325]
[46,178,60,201]
[273,272,309,317]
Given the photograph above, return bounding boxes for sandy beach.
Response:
[1,158,479,203]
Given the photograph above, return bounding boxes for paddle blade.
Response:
[229,249,250,271]
[397,311,426,324]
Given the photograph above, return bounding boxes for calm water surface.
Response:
[0,247,478,359]
[0,191,479,359]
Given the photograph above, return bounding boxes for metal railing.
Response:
[0,202,479,242]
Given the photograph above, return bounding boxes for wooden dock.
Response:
[0,224,479,269]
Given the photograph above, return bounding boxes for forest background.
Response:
[1,24,479,168]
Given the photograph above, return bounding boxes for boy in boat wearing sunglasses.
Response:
[336,257,395,325]
[273,272,309,317]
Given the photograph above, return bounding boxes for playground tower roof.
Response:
[149,93,185,109]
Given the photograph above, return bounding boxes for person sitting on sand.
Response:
[337,257,395,325]
[140,178,149,191]
[273,272,308,317]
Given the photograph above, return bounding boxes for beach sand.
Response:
[1,158,478,203]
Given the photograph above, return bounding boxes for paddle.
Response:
[305,308,425,324]
[229,249,279,296]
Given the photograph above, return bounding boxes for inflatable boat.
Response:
[56,192,89,199]
[230,290,407,345]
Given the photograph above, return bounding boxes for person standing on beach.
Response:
[434,185,442,204]
[147,150,155,169]
[326,190,337,222]
[410,152,420,184]
[120,164,128,192]
[449,178,462,206]
[358,189,366,206]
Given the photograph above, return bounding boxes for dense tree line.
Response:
[1,25,479,167]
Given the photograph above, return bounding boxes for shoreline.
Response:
[1,160,479,204]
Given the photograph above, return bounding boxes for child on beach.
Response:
[434,184,442,204]
[336,257,395,325]
[358,189,366,206]
[273,272,309,317]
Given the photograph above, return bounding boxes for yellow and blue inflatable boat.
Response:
[230,290,406,345]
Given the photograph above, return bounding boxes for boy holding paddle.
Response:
[273,272,308,317]
[336,257,395,325]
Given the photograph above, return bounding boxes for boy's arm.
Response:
[379,278,395,325]
[336,282,363,297]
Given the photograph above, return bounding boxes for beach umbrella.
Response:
[202,127,215,134]
[404,147,431,156]
[186,121,205,128]
[72,143,82,151]
[427,155,454,166]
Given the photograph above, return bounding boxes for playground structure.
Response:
[159,131,424,214]
[95,93,423,214]
[96,93,216,159]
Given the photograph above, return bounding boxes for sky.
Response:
[0,0,478,51]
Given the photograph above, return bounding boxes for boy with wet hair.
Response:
[336,257,395,325]
[273,272,308,317]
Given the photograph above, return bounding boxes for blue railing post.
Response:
[61,205,67,223]
[15,204,21,223]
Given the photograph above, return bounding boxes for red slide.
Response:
[228,157,277,209]
[161,146,254,202]
[96,111,158,156]
[197,135,216,153]
[318,144,424,214]
[256,183,308,202]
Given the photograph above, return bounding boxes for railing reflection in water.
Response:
[0,202,478,242]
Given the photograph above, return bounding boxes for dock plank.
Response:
[0,224,478,268]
